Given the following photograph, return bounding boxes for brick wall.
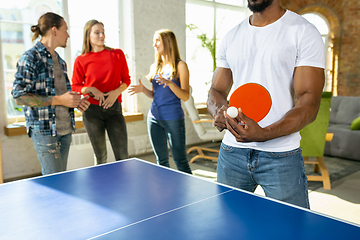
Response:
[280,0,360,96]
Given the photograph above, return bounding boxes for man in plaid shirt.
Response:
[12,12,90,175]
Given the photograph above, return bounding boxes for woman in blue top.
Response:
[129,29,192,174]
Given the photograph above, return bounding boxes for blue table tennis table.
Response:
[0,158,359,240]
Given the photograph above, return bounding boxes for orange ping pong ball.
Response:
[227,106,238,118]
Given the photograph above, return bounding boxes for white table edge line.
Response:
[88,189,235,239]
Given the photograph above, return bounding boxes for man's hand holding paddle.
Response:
[222,82,272,142]
[224,107,267,142]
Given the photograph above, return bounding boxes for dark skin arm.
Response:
[207,67,233,132]
[223,66,325,142]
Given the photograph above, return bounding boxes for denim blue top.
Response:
[149,70,184,121]
[12,41,75,136]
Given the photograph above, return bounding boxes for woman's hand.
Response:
[102,90,120,109]
[156,74,174,88]
[87,87,105,106]
[128,79,144,95]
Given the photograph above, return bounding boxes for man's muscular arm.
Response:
[264,66,325,137]
[207,67,233,132]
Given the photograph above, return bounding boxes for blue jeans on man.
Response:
[217,143,310,208]
[30,130,72,175]
[147,116,192,174]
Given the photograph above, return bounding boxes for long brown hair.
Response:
[81,19,112,54]
[30,12,64,41]
[147,29,181,81]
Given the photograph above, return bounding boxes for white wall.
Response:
[0,0,206,181]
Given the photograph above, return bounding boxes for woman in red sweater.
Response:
[72,19,131,164]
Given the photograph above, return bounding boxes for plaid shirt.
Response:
[12,41,75,136]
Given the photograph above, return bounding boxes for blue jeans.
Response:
[147,116,192,174]
[30,129,72,175]
[83,102,128,165]
[217,143,309,208]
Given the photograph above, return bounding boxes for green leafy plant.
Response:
[187,24,217,73]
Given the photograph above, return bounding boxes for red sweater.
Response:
[71,48,131,105]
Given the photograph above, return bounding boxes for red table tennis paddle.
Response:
[228,83,272,122]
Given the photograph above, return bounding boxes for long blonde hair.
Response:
[81,19,112,54]
[147,29,181,81]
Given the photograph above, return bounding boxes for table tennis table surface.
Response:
[0,158,359,240]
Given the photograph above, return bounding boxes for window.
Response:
[67,0,121,74]
[0,0,132,123]
[186,0,250,103]
[302,13,331,92]
[0,1,62,121]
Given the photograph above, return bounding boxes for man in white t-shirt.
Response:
[207,0,325,208]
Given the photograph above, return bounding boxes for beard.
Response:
[247,0,274,13]
[60,39,68,48]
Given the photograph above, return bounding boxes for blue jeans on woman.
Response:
[147,116,192,174]
[82,102,128,165]
[217,143,309,208]
[30,129,72,175]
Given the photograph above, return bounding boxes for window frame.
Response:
[185,0,250,104]
[0,0,135,124]
[301,12,332,92]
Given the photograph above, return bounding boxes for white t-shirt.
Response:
[217,10,325,152]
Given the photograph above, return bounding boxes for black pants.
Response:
[82,102,128,164]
